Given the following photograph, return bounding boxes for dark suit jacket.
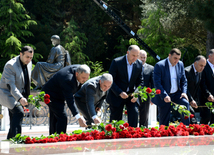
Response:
[42,65,80,116]
[185,64,202,103]
[106,55,143,107]
[138,63,154,104]
[74,76,107,118]
[151,58,187,107]
[200,62,214,104]
[143,63,154,88]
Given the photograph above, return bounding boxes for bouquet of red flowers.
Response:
[132,86,161,101]
[28,91,50,110]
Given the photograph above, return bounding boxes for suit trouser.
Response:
[7,105,24,139]
[110,96,139,127]
[139,96,150,128]
[75,98,95,126]
[158,91,190,126]
[200,106,214,125]
[48,100,67,135]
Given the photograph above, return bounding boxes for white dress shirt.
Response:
[126,55,134,92]
[168,59,178,94]
[207,60,214,73]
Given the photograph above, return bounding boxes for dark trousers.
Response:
[158,91,190,126]
[48,100,67,135]
[7,105,24,139]
[189,106,197,124]
[75,98,94,126]
[200,106,214,125]
[110,97,138,127]
[139,97,150,128]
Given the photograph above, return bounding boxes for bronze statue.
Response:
[32,35,71,90]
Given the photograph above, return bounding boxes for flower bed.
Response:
[10,120,214,144]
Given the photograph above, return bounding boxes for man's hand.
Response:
[180,93,189,102]
[207,95,214,102]
[190,100,198,108]
[131,96,138,103]
[93,117,101,124]
[150,101,154,105]
[120,92,128,99]
[95,107,101,112]
[78,117,87,128]
[19,98,28,106]
[164,96,171,103]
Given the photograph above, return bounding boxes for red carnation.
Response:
[44,98,50,104]
[156,89,161,94]
[123,122,129,128]
[105,124,112,132]
[146,87,152,94]
[124,110,127,115]
[184,116,189,119]
[112,127,116,132]
[44,94,50,99]
[190,114,194,119]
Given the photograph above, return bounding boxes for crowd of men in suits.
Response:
[1,44,214,139]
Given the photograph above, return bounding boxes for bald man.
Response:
[106,45,144,127]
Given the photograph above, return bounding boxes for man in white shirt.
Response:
[151,48,189,126]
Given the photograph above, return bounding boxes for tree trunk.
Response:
[206,31,214,57]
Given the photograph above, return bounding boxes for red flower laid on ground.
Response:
[105,124,112,131]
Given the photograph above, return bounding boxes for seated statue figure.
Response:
[32,35,71,90]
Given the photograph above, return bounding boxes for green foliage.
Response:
[86,61,106,78]
[113,35,130,58]
[60,19,89,64]
[10,133,28,144]
[172,103,191,117]
[27,91,48,111]
[129,5,185,65]
[0,0,37,71]
[189,1,214,33]
[205,102,214,114]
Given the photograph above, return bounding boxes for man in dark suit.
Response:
[151,48,190,126]
[0,46,34,139]
[200,49,214,124]
[185,55,206,124]
[42,64,90,134]
[75,73,113,126]
[138,50,154,127]
[106,45,143,127]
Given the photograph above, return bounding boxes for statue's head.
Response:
[51,35,60,46]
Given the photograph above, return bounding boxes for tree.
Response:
[60,19,88,64]
[189,0,214,55]
[0,0,37,71]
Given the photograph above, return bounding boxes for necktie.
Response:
[195,72,199,84]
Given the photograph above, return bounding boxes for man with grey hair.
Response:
[185,55,206,124]
[74,73,113,126]
[200,50,214,124]
[106,45,143,127]
[42,64,90,134]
